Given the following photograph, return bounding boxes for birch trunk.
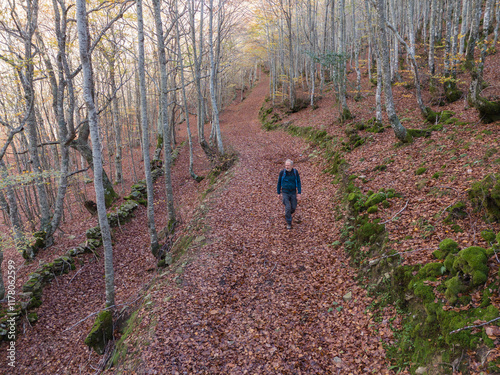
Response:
[76,0,115,307]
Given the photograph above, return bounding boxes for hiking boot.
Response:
[286,223,292,230]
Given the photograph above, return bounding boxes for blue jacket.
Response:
[277,168,301,194]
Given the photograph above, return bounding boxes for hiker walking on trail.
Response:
[277,159,302,230]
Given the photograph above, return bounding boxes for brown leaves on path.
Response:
[133,77,390,374]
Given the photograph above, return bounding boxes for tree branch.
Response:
[450,317,500,334]
[67,167,90,178]
[381,199,409,224]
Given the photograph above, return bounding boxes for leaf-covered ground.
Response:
[112,77,390,374]
[1,44,500,374]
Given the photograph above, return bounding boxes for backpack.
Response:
[281,168,298,189]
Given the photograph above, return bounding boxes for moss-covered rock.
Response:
[84,310,113,355]
[23,230,47,259]
[481,230,496,243]
[444,201,468,223]
[425,109,455,124]
[444,80,463,103]
[410,279,436,303]
[439,238,460,256]
[355,220,385,244]
[453,246,489,287]
[417,262,445,279]
[86,226,102,240]
[86,239,102,250]
[367,205,378,214]
[445,275,468,305]
[408,129,432,138]
[473,97,500,123]
[364,192,386,208]
[468,173,500,222]
[415,167,427,176]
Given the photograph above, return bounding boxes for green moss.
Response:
[411,280,436,303]
[432,249,445,260]
[444,202,468,223]
[485,147,498,159]
[415,167,427,176]
[432,172,442,179]
[481,230,496,243]
[367,205,378,214]
[439,238,460,256]
[453,246,489,287]
[469,173,500,222]
[111,309,142,366]
[425,109,455,124]
[171,235,193,263]
[84,310,113,355]
[473,97,500,123]
[444,253,457,274]
[27,312,38,323]
[365,192,386,207]
[86,226,102,240]
[444,276,467,305]
[451,224,464,233]
[407,129,431,138]
[444,80,463,103]
[417,262,445,279]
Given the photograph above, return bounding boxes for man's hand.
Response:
[297,194,302,200]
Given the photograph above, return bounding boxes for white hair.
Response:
[285,159,294,165]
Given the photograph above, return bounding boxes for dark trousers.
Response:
[282,192,297,224]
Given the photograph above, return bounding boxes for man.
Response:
[277,159,302,230]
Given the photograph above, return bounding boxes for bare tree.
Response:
[137,0,159,256]
[75,0,115,307]
[373,0,409,142]
[152,0,177,228]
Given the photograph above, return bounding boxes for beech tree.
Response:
[137,0,160,256]
[152,0,176,227]
[372,0,409,142]
[75,0,115,307]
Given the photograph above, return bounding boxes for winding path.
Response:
[136,78,390,374]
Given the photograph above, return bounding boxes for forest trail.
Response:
[133,77,390,374]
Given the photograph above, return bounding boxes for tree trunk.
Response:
[465,0,481,69]
[428,0,437,75]
[459,0,470,56]
[189,0,212,158]
[375,0,409,142]
[110,48,123,184]
[337,0,351,119]
[0,160,27,258]
[20,0,51,234]
[137,0,159,256]
[152,0,176,228]
[76,0,115,307]
[70,134,117,207]
[208,0,224,155]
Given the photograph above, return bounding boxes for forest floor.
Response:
[110,76,391,374]
[1,46,500,374]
